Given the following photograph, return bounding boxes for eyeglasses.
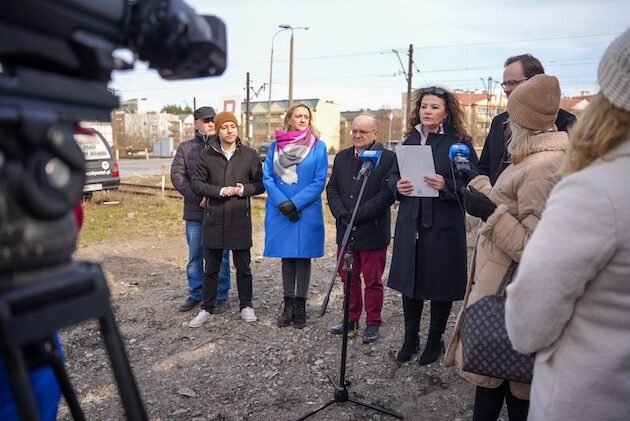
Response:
[419,87,447,96]
[501,78,529,88]
[202,118,214,123]
[351,129,377,136]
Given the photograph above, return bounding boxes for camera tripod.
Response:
[0,261,147,420]
[296,165,402,420]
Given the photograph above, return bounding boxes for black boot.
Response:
[277,296,294,328]
[293,297,306,329]
[396,296,421,362]
[395,332,420,362]
[418,331,444,366]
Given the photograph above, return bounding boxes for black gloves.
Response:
[461,186,497,221]
[278,200,299,223]
[339,211,352,227]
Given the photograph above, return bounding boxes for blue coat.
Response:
[263,140,328,258]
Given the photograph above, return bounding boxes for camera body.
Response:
[0,0,227,271]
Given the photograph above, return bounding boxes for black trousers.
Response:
[473,381,529,421]
[202,248,252,311]
[281,258,311,298]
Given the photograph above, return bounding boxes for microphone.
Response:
[449,143,475,181]
[357,143,384,179]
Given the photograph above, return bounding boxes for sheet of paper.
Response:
[395,145,439,197]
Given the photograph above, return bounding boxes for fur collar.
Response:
[516,130,568,156]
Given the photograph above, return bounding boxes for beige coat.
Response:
[445,131,568,399]
[506,139,630,420]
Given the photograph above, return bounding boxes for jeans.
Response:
[185,221,230,301]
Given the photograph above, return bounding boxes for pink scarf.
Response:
[273,128,317,184]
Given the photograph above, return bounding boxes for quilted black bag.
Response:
[460,261,535,383]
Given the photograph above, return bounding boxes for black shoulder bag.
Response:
[460,261,535,383]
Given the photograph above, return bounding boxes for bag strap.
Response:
[496,260,518,296]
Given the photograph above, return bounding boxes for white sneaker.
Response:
[187,309,212,328]
[240,306,257,322]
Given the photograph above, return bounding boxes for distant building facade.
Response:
[241,99,341,152]
[339,109,404,151]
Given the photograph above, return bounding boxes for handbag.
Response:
[459,261,535,383]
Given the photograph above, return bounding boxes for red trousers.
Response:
[336,247,386,327]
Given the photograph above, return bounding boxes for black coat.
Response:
[477,109,576,185]
[191,138,265,250]
[326,145,396,250]
[171,132,214,221]
[387,130,478,301]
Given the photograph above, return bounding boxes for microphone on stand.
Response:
[357,143,384,179]
[449,143,475,181]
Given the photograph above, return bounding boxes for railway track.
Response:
[118,182,267,200]
[118,182,182,199]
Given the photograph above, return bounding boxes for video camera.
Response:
[0,0,227,269]
[0,1,227,419]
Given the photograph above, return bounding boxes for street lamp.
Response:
[266,24,308,141]
[285,25,309,107]
[267,26,291,141]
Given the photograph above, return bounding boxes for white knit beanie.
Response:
[598,28,630,112]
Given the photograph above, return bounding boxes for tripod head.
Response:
[0,0,227,272]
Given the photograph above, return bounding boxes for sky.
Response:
[110,0,629,113]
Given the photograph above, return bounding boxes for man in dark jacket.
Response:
[326,115,396,343]
[171,106,231,313]
[186,112,265,328]
[478,54,577,185]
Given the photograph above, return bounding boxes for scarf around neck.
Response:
[273,127,317,184]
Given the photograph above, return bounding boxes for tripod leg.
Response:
[99,313,148,421]
[3,346,41,421]
[338,251,353,387]
[292,399,336,421]
[348,396,404,419]
[43,338,86,421]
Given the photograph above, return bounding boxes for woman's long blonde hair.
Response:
[562,93,630,175]
[507,122,557,164]
[283,103,321,139]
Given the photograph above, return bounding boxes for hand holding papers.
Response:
[395,145,439,197]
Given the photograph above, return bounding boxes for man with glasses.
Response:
[477,54,576,184]
[326,115,396,343]
[171,106,231,313]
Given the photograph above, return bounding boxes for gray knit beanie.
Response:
[598,28,630,112]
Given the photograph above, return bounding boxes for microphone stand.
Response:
[297,165,402,420]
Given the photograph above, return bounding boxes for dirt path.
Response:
[59,213,482,421]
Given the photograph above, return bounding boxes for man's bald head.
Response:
[351,115,380,151]
[353,115,377,130]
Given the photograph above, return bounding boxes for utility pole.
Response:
[193,97,196,112]
[245,72,251,145]
[486,76,492,132]
[407,44,413,124]
[480,76,498,133]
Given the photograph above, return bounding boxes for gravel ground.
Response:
[59,207,491,421]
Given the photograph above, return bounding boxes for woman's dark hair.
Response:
[504,54,545,78]
[405,87,468,140]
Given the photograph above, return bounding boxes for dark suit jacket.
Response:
[477,109,577,185]
[326,144,396,250]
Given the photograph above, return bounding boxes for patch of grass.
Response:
[78,190,268,246]
[79,191,183,246]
